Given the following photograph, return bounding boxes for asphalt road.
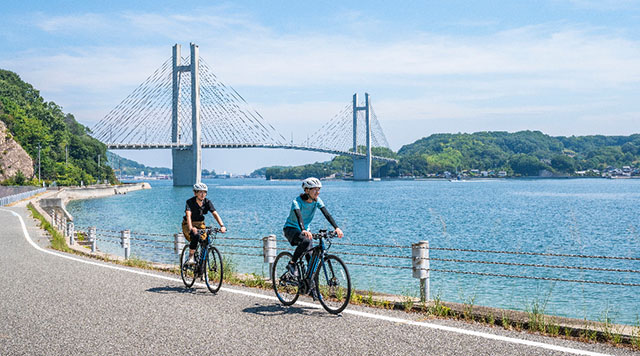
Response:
[1,206,637,356]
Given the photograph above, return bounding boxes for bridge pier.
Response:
[352,93,372,181]
[171,43,202,186]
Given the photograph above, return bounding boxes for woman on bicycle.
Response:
[182,182,226,265]
[283,177,343,277]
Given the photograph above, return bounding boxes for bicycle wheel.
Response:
[316,254,351,314]
[205,247,223,293]
[180,245,196,288]
[272,251,300,306]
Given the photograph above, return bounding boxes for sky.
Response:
[1,0,640,174]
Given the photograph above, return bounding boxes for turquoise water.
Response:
[67,178,640,324]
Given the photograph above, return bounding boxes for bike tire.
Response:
[180,245,196,288]
[205,246,224,293]
[315,254,351,314]
[272,251,300,306]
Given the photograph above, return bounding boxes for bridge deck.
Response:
[106,143,398,163]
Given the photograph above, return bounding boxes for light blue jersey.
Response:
[284,195,325,231]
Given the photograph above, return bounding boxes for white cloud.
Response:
[3,5,640,163]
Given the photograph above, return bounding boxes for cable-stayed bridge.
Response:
[92,43,396,186]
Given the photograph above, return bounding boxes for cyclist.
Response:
[182,182,226,265]
[283,177,343,277]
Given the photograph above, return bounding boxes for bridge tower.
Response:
[172,43,202,186]
[352,93,372,181]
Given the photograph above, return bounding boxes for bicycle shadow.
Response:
[242,302,336,318]
[145,285,211,295]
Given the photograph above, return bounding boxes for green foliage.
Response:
[255,128,640,179]
[106,151,171,176]
[27,202,72,253]
[0,69,116,185]
[509,154,549,176]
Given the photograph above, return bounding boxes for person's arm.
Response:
[212,211,226,233]
[293,209,312,239]
[320,206,343,238]
[186,210,197,234]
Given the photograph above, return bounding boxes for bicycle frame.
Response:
[195,228,218,269]
[296,232,333,294]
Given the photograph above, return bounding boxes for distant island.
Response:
[254,131,640,179]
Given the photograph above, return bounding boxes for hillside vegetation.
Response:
[0,69,115,185]
[256,131,640,179]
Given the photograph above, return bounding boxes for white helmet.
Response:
[302,177,322,189]
[193,182,208,192]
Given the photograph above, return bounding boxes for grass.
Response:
[27,203,72,253]
[428,293,451,317]
[400,287,416,312]
[462,295,476,321]
[524,286,553,333]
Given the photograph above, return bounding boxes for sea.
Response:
[66,178,640,325]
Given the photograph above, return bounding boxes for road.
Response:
[0,206,637,356]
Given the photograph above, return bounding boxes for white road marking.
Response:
[2,208,613,356]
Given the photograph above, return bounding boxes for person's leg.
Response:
[187,231,199,263]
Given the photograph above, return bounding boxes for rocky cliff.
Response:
[0,120,34,181]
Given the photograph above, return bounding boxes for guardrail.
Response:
[0,188,46,206]
[70,225,640,303]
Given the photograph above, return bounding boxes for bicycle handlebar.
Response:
[311,229,339,240]
[197,226,222,235]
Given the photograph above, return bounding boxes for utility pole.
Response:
[65,145,68,166]
[37,144,41,182]
[98,154,101,183]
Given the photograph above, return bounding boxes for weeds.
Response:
[122,256,152,269]
[27,203,72,253]
[462,295,476,321]
[598,308,616,342]
[501,311,511,330]
[428,294,451,317]
[487,313,495,326]
[401,287,416,312]
[525,286,553,333]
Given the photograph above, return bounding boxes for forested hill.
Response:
[257,131,640,179]
[0,69,116,185]
[398,131,640,176]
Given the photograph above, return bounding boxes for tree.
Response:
[509,154,549,176]
[551,154,575,173]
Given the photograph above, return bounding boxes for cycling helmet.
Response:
[193,182,208,192]
[301,177,322,189]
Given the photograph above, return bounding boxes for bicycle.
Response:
[272,229,352,314]
[180,226,224,293]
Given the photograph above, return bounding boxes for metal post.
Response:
[174,233,185,254]
[61,216,67,237]
[121,230,131,259]
[88,226,97,253]
[262,234,277,279]
[412,240,430,303]
[37,144,41,182]
[68,222,75,245]
[50,209,56,226]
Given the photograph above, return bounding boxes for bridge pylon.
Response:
[352,93,372,181]
[171,43,202,186]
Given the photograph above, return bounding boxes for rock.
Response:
[0,120,34,181]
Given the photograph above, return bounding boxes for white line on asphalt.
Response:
[2,208,613,356]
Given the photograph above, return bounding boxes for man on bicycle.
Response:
[283,177,343,277]
[182,182,226,265]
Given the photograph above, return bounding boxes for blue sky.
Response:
[2,1,640,174]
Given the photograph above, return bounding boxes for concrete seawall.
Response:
[31,182,151,223]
